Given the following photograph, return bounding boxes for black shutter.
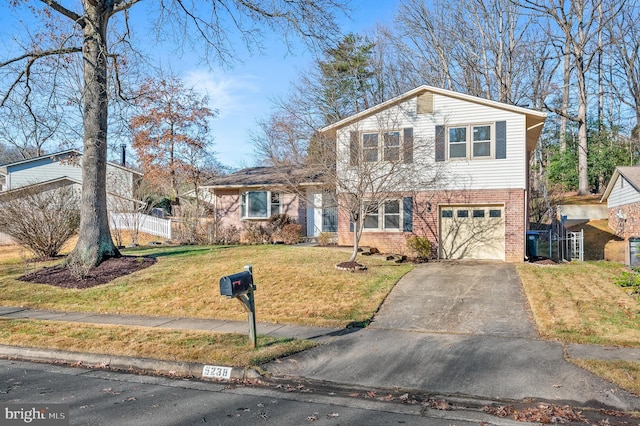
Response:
[403,197,413,232]
[350,131,359,166]
[435,125,445,162]
[403,128,413,163]
[496,121,506,159]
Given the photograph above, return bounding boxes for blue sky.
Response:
[178,1,400,169]
[0,1,399,169]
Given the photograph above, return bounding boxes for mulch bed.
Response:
[335,261,368,271]
[19,256,157,289]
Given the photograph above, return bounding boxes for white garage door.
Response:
[439,205,505,260]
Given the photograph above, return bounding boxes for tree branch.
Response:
[112,0,142,16]
[39,0,84,24]
[0,47,82,107]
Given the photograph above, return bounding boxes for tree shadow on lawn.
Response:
[143,246,215,258]
[569,222,623,261]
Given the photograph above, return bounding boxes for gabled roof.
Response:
[319,85,547,152]
[601,166,640,202]
[0,149,142,176]
[0,175,144,205]
[200,166,326,189]
[0,176,81,201]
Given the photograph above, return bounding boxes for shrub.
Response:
[0,185,80,258]
[217,225,241,244]
[268,214,296,242]
[318,232,335,246]
[280,223,302,244]
[406,235,432,259]
[242,222,269,244]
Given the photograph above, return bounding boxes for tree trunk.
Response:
[68,1,120,267]
[560,47,570,150]
[348,211,360,263]
[576,55,590,196]
[349,225,359,263]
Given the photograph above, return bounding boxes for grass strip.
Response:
[0,319,316,367]
[571,359,640,397]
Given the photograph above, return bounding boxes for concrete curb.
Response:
[0,344,262,381]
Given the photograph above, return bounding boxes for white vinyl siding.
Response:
[7,158,82,189]
[607,176,640,208]
[336,94,528,192]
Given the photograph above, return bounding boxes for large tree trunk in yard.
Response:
[67,2,120,268]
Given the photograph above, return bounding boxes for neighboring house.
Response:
[0,149,142,211]
[601,166,640,239]
[320,85,547,261]
[197,166,337,239]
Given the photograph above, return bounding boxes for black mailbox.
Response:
[220,271,253,296]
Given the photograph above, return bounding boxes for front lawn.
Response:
[0,244,413,328]
[0,243,411,369]
[517,260,640,396]
[516,261,640,347]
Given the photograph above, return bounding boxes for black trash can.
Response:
[526,232,539,258]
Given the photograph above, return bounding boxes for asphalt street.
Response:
[0,359,504,426]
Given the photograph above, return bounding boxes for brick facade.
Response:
[608,202,640,240]
[338,189,526,262]
[214,189,307,237]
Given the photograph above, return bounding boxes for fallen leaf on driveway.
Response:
[429,399,453,411]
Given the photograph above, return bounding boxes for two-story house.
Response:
[320,85,547,262]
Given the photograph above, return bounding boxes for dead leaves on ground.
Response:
[483,403,588,423]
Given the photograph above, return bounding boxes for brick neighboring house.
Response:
[320,85,547,262]
[601,166,640,239]
[198,166,337,240]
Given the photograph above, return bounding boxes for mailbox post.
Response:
[219,264,257,349]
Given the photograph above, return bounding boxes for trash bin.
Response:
[629,237,640,267]
[526,232,539,258]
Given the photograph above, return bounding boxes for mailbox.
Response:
[220,271,253,296]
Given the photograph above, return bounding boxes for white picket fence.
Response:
[109,212,172,239]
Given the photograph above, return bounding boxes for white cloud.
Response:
[183,69,262,118]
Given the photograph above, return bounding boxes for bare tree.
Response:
[1,1,349,268]
[520,0,626,195]
[608,1,640,132]
[395,0,541,107]
[318,108,446,264]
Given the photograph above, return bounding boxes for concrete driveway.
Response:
[265,261,640,411]
[370,261,538,338]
